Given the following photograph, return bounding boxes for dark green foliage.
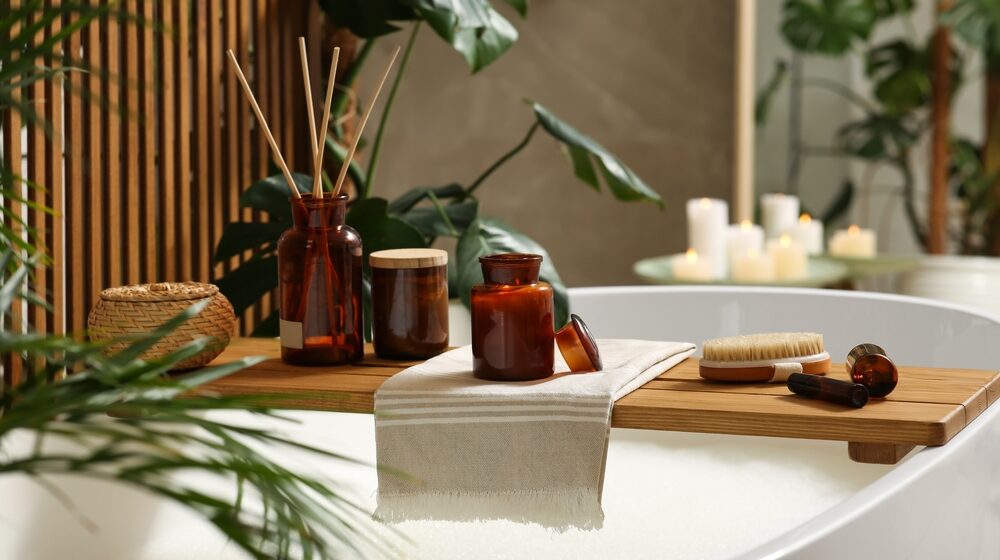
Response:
[837,113,920,160]
[781,0,876,55]
[456,218,569,328]
[0,256,396,559]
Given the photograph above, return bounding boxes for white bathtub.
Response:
[2,287,999,559]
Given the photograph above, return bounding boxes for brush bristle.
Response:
[702,332,824,362]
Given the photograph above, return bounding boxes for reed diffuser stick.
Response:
[298,37,319,163]
[313,46,340,198]
[332,46,401,197]
[226,49,300,198]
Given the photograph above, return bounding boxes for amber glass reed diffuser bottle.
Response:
[278,194,363,365]
[472,253,554,381]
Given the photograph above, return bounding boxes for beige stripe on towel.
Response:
[374,338,695,529]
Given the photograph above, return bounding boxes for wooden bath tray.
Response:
[204,338,1000,465]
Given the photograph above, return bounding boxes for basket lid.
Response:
[370,248,448,269]
[99,282,219,302]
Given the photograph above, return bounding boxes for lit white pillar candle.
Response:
[686,197,728,279]
[828,224,877,257]
[790,213,824,255]
[761,193,800,240]
[727,220,765,269]
[673,248,714,282]
[767,233,808,280]
[732,249,776,282]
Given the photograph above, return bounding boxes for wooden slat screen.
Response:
[2,1,324,383]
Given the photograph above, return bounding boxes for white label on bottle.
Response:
[280,319,304,349]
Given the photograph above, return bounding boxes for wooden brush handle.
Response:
[700,357,831,382]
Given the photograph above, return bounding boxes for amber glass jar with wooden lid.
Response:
[370,248,449,360]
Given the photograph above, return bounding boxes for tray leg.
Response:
[847,442,917,464]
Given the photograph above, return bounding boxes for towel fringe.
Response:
[375,489,605,531]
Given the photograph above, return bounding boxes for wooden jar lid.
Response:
[370,248,448,269]
[99,282,219,302]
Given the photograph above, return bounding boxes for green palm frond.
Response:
[0,254,396,559]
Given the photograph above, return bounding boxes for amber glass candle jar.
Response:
[472,253,554,381]
[277,194,363,365]
[370,248,449,360]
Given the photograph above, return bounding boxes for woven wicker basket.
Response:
[88,282,236,370]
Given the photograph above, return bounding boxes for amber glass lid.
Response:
[370,248,448,269]
[556,314,603,372]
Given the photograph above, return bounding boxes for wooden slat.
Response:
[85,0,104,325]
[611,388,963,446]
[141,0,157,282]
[193,0,210,282]
[2,0,25,386]
[176,0,192,281]
[123,0,140,284]
[47,0,64,335]
[647,360,991,414]
[237,0,253,335]
[224,0,239,280]
[257,0,279,332]
[29,3,49,335]
[104,3,122,287]
[204,339,1000,464]
[65,3,85,336]
[208,0,223,280]
[157,0,177,281]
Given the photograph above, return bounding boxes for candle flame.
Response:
[780,233,792,247]
[800,213,812,224]
[848,224,860,235]
[686,248,699,262]
[699,198,712,209]
[740,219,753,230]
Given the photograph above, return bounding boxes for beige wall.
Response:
[359,0,736,286]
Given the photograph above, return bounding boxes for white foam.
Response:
[0,411,891,559]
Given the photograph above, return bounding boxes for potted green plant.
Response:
[759,0,1000,313]
[213,0,664,337]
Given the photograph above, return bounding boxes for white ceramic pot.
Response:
[899,255,1000,316]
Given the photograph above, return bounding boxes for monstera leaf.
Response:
[838,113,919,160]
[408,0,519,73]
[456,218,569,328]
[944,0,1000,56]
[501,0,527,17]
[866,0,915,19]
[402,199,480,239]
[532,102,663,207]
[317,0,519,72]
[781,0,877,54]
[213,173,310,263]
[316,0,417,37]
[865,40,930,115]
[346,197,429,267]
[212,174,312,335]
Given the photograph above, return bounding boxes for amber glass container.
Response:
[472,253,554,381]
[277,194,363,365]
[846,343,898,398]
[370,248,449,360]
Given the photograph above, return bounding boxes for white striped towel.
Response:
[374,338,696,529]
